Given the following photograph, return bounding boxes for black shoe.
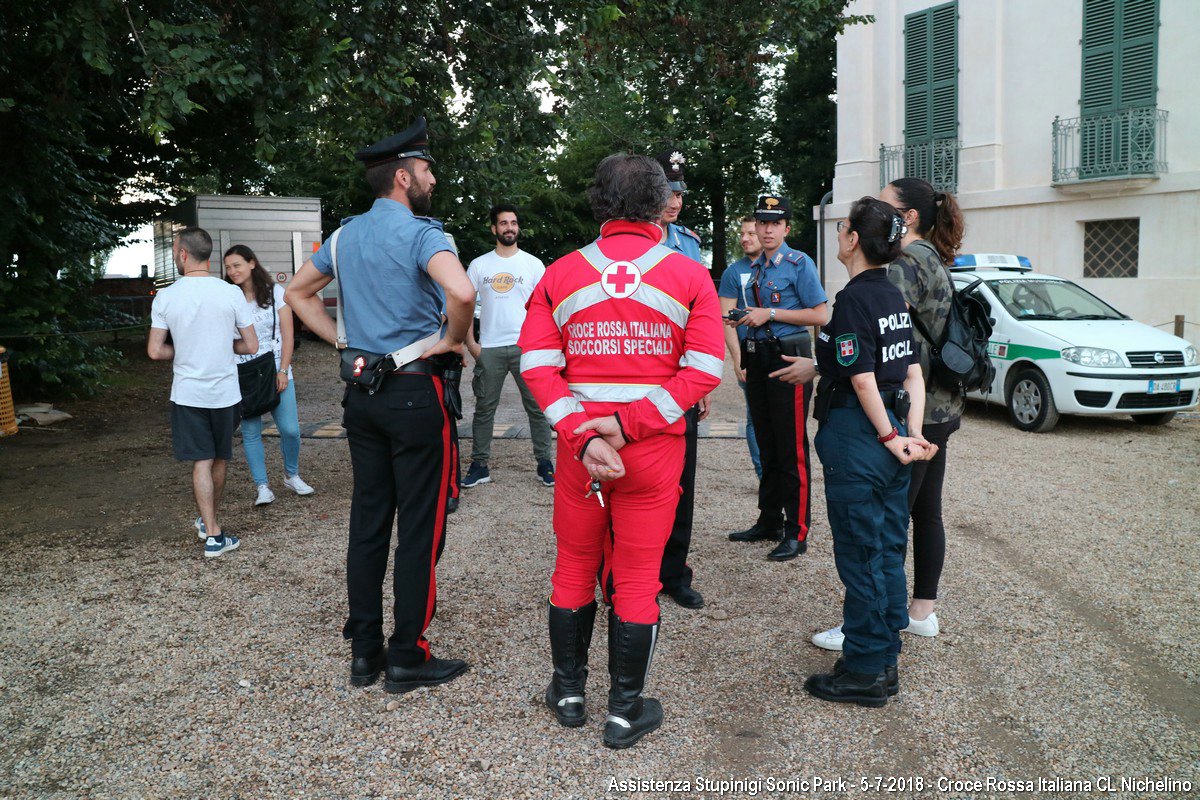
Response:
[446,496,459,514]
[545,600,597,728]
[349,649,387,687]
[728,523,782,543]
[384,657,469,694]
[835,656,899,696]
[767,535,806,561]
[804,669,888,708]
[662,584,704,609]
[603,610,663,749]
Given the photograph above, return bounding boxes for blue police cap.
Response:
[655,149,688,193]
[355,116,435,167]
[754,194,792,221]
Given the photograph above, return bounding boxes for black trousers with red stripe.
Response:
[659,405,698,591]
[342,374,451,666]
[745,362,812,541]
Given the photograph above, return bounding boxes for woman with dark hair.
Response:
[882,178,965,638]
[811,178,966,652]
[804,197,936,707]
[224,245,315,506]
[518,153,725,748]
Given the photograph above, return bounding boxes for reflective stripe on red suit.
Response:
[517,220,724,624]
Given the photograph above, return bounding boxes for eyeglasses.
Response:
[836,220,850,233]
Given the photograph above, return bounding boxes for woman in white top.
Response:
[224,245,315,505]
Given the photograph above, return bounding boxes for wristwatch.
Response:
[769,308,776,322]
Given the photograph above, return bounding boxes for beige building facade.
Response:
[820,0,1199,347]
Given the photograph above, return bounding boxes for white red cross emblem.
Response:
[839,339,855,358]
[600,260,642,299]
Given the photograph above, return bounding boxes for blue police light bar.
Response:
[951,254,1033,272]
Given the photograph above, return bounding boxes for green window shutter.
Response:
[1081,0,1118,115]
[904,2,957,145]
[1118,0,1158,108]
[904,10,932,144]
[929,3,958,140]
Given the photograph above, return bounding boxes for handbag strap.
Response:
[329,224,444,366]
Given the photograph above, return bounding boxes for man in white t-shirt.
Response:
[148,227,258,558]
[462,205,554,489]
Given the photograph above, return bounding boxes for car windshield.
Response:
[985,278,1126,321]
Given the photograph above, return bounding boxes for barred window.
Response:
[1084,218,1139,278]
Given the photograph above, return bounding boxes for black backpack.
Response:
[910,275,996,394]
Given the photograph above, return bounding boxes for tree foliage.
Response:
[0,0,859,396]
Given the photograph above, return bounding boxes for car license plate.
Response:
[1147,379,1180,394]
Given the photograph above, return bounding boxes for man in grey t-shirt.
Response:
[148,227,258,558]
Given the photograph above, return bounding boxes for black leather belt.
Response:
[825,389,904,410]
[390,360,440,376]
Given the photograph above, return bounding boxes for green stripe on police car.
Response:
[987,342,1059,361]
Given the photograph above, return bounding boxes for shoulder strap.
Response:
[328,224,442,364]
[330,227,346,348]
[270,284,277,342]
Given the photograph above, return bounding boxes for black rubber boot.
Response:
[603,610,664,749]
[545,600,597,728]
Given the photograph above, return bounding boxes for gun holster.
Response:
[428,353,465,420]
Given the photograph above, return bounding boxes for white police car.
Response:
[951,254,1199,432]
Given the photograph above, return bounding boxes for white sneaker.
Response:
[283,474,315,496]
[903,611,940,637]
[195,516,207,540]
[811,625,845,651]
[255,484,276,506]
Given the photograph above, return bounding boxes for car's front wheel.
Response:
[1008,368,1059,432]
[1132,411,1176,426]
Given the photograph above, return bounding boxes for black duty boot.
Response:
[662,584,704,609]
[728,523,783,542]
[349,649,387,687]
[767,534,806,561]
[603,610,664,749]
[383,657,469,694]
[545,600,597,728]
[835,656,899,696]
[804,668,888,708]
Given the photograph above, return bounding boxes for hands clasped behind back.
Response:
[574,416,627,481]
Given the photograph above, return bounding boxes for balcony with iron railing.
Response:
[879,138,960,194]
[1052,108,1167,184]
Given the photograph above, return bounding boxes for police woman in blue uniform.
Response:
[286,117,477,693]
[728,195,828,561]
[804,197,937,707]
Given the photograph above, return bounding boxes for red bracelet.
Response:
[877,426,899,443]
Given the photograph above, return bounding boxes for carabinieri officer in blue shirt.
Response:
[286,117,477,695]
[648,148,707,610]
[728,195,829,561]
[805,196,936,707]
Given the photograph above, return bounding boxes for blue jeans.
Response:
[738,379,762,478]
[241,380,301,486]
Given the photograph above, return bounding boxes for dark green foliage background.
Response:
[0,0,858,396]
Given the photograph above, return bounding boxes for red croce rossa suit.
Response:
[518,220,725,623]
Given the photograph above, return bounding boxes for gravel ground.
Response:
[0,341,1197,799]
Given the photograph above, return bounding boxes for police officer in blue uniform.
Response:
[286,117,477,693]
[728,196,829,561]
[653,148,705,609]
[804,196,936,707]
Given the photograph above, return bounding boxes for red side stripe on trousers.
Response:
[793,382,809,541]
[420,374,453,660]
